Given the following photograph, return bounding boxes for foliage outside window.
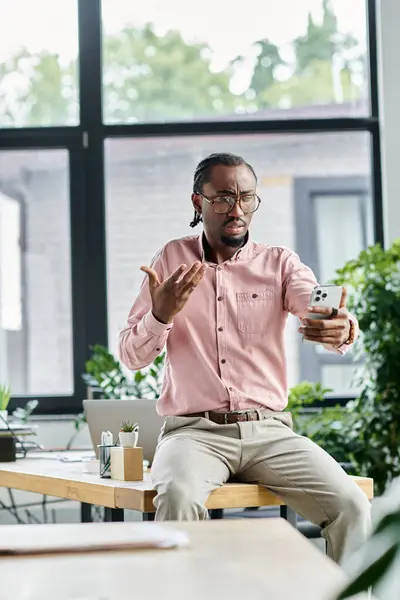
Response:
[0,1,366,126]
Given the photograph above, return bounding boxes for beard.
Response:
[220,233,247,248]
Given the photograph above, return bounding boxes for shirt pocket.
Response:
[236,289,275,334]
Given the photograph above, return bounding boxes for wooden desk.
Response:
[0,519,361,600]
[0,455,374,523]
[114,474,374,514]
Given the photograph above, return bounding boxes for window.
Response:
[314,193,371,282]
[0,1,381,413]
[105,132,371,394]
[0,0,79,127]
[294,176,373,394]
[0,150,73,395]
[102,0,368,124]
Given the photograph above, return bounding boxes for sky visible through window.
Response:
[0,0,366,64]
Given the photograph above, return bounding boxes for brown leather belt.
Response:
[184,409,267,425]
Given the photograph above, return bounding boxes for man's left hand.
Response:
[298,287,350,347]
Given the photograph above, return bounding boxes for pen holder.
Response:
[110,446,144,481]
[98,444,114,478]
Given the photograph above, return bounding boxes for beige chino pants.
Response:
[151,412,371,564]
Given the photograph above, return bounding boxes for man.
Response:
[119,152,371,563]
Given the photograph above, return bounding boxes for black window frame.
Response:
[0,0,383,415]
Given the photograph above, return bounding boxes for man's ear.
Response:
[191,193,202,215]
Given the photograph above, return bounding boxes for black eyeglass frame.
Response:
[197,193,262,214]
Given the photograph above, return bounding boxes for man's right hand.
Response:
[140,261,208,324]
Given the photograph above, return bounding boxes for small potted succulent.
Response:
[0,385,11,429]
[119,421,139,448]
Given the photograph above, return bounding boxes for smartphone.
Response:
[308,284,342,320]
[302,285,343,345]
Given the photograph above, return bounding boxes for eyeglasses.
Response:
[200,193,261,215]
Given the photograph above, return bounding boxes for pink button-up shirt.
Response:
[119,234,355,416]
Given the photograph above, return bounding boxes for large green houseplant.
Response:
[333,239,400,494]
[287,240,400,494]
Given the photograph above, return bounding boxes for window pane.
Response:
[321,364,362,396]
[310,187,372,393]
[105,131,371,395]
[315,194,366,283]
[102,0,368,124]
[0,150,73,395]
[0,0,79,127]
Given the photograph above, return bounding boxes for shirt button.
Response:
[217,266,222,271]
[217,296,223,301]
[252,293,258,298]
[229,387,233,391]
[156,347,161,351]
[221,359,226,364]
[218,327,223,332]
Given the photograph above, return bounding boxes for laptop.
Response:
[83,399,165,464]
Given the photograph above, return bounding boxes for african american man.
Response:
[119,152,371,564]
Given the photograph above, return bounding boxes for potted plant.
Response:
[0,385,11,428]
[119,421,139,448]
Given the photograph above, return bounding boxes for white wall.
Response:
[377,0,400,245]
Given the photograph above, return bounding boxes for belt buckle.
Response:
[224,410,248,424]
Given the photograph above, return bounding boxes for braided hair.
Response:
[190,152,257,228]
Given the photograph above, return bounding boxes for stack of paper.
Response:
[0,523,189,556]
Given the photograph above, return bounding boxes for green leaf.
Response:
[81,344,165,404]
[331,238,400,494]
[337,545,398,599]
[120,420,138,432]
[0,384,12,411]
[74,412,86,431]
[374,510,400,536]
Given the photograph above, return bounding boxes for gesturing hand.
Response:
[140,261,208,325]
[298,287,351,347]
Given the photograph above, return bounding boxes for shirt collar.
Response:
[197,231,254,263]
